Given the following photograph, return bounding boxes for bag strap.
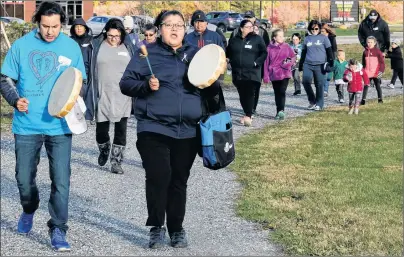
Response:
[201,85,226,118]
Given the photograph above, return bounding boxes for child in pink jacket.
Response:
[361,35,385,105]
[263,29,296,120]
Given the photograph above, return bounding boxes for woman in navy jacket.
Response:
[120,10,220,249]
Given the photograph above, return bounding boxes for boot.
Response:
[110,144,125,174]
[97,141,111,167]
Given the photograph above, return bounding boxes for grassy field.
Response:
[230,95,403,256]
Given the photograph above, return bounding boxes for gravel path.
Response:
[1,81,402,256]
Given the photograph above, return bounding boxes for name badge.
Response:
[245,45,252,49]
[118,52,129,56]
[373,27,379,30]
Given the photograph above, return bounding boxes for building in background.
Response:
[1,0,93,24]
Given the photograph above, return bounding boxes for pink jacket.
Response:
[263,41,296,83]
[362,47,385,78]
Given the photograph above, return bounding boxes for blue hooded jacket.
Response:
[120,38,220,139]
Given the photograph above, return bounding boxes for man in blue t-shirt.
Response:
[0,2,86,252]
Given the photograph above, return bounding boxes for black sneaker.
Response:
[293,90,301,96]
[149,226,166,249]
[378,99,383,103]
[169,229,188,248]
[360,100,366,105]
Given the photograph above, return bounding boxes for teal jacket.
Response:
[332,59,348,80]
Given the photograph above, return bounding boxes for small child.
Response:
[361,35,385,105]
[290,33,302,95]
[343,59,370,115]
[386,39,403,89]
[331,49,348,103]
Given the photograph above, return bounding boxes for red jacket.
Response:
[343,64,370,93]
[362,47,385,78]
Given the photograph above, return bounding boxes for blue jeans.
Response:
[324,72,332,93]
[14,134,72,232]
[302,63,326,108]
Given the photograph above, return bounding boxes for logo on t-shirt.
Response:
[29,50,58,87]
[314,40,322,46]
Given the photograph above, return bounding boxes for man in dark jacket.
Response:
[358,9,390,52]
[185,11,224,50]
[230,10,270,47]
[186,10,228,48]
[70,18,93,91]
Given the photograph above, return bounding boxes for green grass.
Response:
[230,96,403,256]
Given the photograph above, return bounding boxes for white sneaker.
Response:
[387,84,395,89]
[348,108,354,115]
[354,108,359,115]
[339,99,345,103]
[307,104,316,110]
[314,105,321,111]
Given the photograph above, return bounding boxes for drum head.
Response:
[65,96,87,135]
[48,67,82,118]
[188,44,226,89]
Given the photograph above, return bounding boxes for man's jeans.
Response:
[14,134,72,232]
[302,63,326,108]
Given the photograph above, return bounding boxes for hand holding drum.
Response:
[188,44,227,89]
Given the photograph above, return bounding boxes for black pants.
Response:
[391,69,404,86]
[96,117,128,146]
[136,132,199,233]
[336,84,345,100]
[234,80,260,117]
[272,79,289,113]
[362,78,382,101]
[253,83,261,113]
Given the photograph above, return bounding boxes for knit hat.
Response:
[123,16,133,29]
[244,10,256,18]
[191,10,207,26]
[392,38,401,45]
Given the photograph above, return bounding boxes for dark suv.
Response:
[206,11,243,32]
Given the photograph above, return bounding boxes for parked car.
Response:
[0,17,25,25]
[257,18,272,29]
[87,15,123,35]
[206,11,243,32]
[131,15,154,33]
[295,21,307,29]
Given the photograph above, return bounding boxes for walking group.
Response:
[0,1,402,252]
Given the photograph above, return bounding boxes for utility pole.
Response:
[342,0,345,24]
[308,0,310,23]
[319,1,321,22]
[271,0,274,24]
[259,0,262,19]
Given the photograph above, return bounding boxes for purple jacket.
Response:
[263,41,296,83]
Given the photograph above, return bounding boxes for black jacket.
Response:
[230,25,270,47]
[83,34,136,121]
[328,34,337,58]
[226,32,268,83]
[70,18,93,95]
[358,10,390,52]
[386,46,403,70]
[120,38,220,139]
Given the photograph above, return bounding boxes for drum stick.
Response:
[140,45,155,78]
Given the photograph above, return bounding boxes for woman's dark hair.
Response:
[154,10,168,27]
[143,23,158,34]
[32,1,66,24]
[308,20,321,31]
[321,23,336,36]
[103,18,126,44]
[348,58,358,66]
[271,28,282,41]
[157,10,185,28]
[240,19,253,28]
[291,33,301,40]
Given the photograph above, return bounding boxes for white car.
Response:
[0,17,25,25]
[87,15,123,35]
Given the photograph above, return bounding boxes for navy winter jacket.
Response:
[185,29,225,50]
[120,38,220,139]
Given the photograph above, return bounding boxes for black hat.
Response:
[191,11,207,26]
[244,10,256,18]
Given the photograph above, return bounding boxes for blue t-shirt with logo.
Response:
[1,29,87,136]
[303,34,331,65]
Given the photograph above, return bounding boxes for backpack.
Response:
[199,88,235,170]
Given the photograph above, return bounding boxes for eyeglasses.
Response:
[244,26,253,29]
[144,33,155,37]
[311,28,319,31]
[107,34,121,39]
[162,23,185,30]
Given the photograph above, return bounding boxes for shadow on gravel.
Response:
[1,218,50,246]
[1,176,149,248]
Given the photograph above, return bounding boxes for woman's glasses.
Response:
[162,23,185,30]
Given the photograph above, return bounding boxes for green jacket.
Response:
[332,59,348,80]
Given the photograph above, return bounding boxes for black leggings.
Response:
[362,78,382,101]
[391,69,404,86]
[96,117,128,146]
[272,79,289,113]
[234,80,260,117]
